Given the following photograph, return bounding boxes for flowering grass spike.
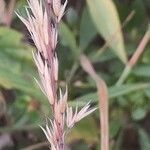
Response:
[17,0,96,149]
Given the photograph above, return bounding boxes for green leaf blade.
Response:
[87,0,127,63]
[71,83,150,106]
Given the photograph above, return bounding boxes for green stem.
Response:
[116,65,131,86]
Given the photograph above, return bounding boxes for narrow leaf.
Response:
[79,7,97,50]
[71,83,150,106]
[87,0,127,63]
[59,22,78,55]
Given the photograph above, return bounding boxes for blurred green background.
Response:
[0,0,150,149]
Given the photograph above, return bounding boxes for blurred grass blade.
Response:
[87,0,127,63]
[0,27,33,65]
[79,7,97,50]
[72,83,150,106]
[0,27,41,100]
[133,65,150,77]
[0,27,23,47]
[80,54,109,150]
[0,66,43,100]
[59,22,78,55]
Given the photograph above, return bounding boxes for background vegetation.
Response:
[0,0,150,149]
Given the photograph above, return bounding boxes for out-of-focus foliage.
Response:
[0,27,43,99]
[0,0,150,149]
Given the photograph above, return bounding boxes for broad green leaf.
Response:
[0,51,21,74]
[0,27,23,47]
[0,66,43,100]
[71,83,150,106]
[0,27,34,62]
[59,22,78,55]
[79,7,97,50]
[87,0,127,63]
[3,47,33,63]
[0,47,33,76]
[0,27,39,99]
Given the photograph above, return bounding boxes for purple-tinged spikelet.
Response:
[17,0,96,149]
